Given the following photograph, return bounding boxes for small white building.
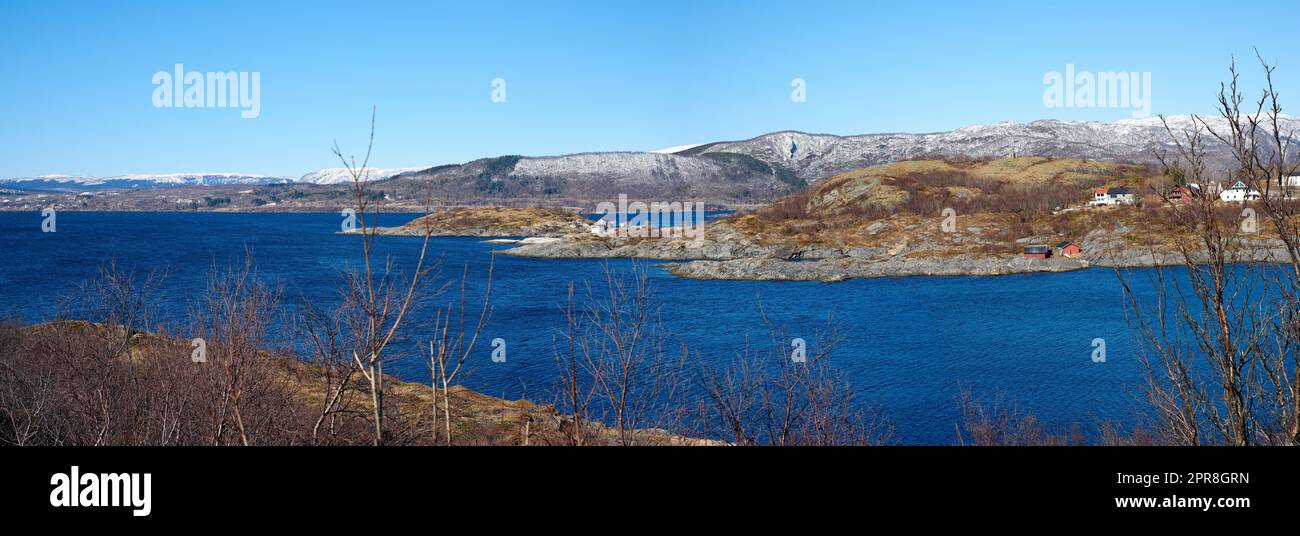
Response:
[1090,187,1138,206]
[589,218,614,235]
[1219,181,1261,202]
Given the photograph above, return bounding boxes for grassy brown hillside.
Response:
[365,207,592,237]
[719,157,1190,257]
[745,157,1153,223]
[803,157,1146,212]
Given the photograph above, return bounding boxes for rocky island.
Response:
[496,157,1294,281]
[353,206,593,237]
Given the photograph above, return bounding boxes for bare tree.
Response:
[426,257,495,445]
[332,108,440,445]
[1120,52,1300,445]
[553,281,596,445]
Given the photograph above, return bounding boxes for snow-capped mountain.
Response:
[0,167,421,191]
[676,114,1300,181]
[397,114,1300,203]
[401,150,801,203]
[650,143,705,154]
[511,152,751,186]
[296,167,425,185]
[0,173,294,191]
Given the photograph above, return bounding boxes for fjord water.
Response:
[0,211,1147,444]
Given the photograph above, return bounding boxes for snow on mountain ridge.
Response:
[690,114,1300,181]
[650,143,705,154]
[9,115,1296,192]
[0,173,294,188]
[296,167,425,185]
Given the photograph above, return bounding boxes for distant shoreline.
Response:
[0,207,430,214]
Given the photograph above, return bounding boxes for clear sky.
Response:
[1,0,1296,178]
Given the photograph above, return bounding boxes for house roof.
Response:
[1106,187,1134,195]
[1056,241,1076,248]
[1023,245,1050,254]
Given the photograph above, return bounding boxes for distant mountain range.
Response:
[676,115,1300,181]
[7,115,1296,199]
[0,168,422,192]
[384,114,1300,203]
[296,167,426,185]
[0,173,295,191]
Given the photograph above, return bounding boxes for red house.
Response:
[1022,244,1052,259]
[1056,241,1081,258]
[1166,186,1196,204]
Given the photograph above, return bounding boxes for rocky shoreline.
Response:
[659,255,1090,282]
[500,227,1294,282]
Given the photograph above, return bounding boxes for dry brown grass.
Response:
[721,157,1191,254]
[797,157,1148,215]
[1,320,716,446]
[398,206,590,234]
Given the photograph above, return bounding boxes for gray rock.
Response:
[661,255,1090,282]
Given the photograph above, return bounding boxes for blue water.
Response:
[0,211,1151,444]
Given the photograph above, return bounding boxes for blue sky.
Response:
[1,0,1296,177]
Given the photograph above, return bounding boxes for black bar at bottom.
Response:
[2,446,1287,526]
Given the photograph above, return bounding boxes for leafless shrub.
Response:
[552,262,686,445]
[295,298,365,444]
[687,300,891,446]
[954,389,1082,446]
[0,260,311,446]
[185,256,299,445]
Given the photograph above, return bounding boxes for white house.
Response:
[1219,181,1261,202]
[589,218,614,234]
[1287,174,1300,189]
[1090,187,1138,206]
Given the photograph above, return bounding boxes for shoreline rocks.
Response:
[659,255,1090,282]
[501,230,1296,282]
